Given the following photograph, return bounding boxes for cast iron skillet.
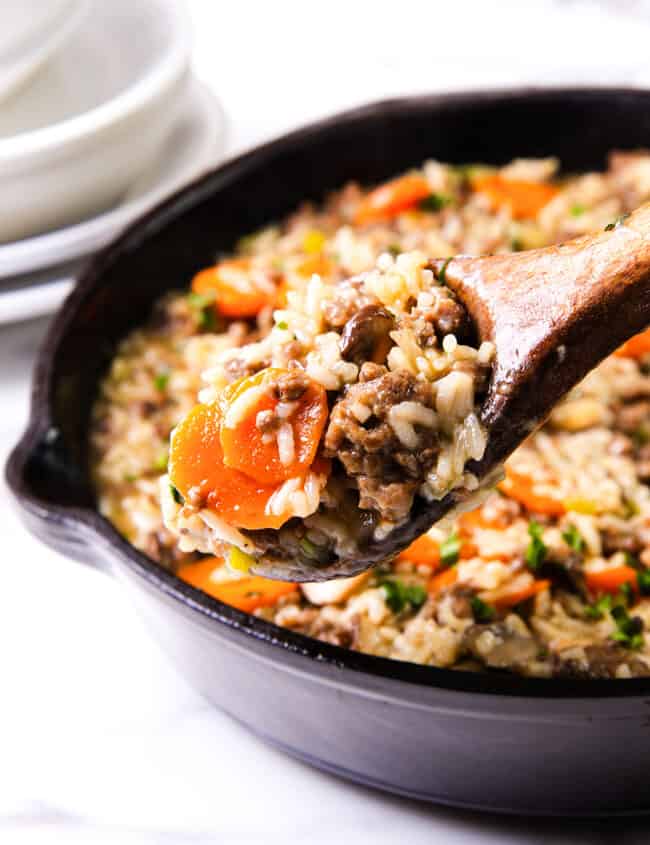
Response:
[7,89,650,816]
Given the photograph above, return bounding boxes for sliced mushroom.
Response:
[339,304,395,365]
[462,622,541,670]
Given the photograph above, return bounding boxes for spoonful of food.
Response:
[163,203,650,582]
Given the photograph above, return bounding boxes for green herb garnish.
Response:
[570,203,586,217]
[154,450,169,472]
[510,237,524,252]
[154,371,170,392]
[525,520,547,571]
[437,257,452,286]
[562,524,585,554]
[381,579,427,614]
[276,320,289,330]
[604,213,629,232]
[440,531,461,567]
[585,593,612,620]
[170,484,184,505]
[619,581,635,607]
[470,596,496,624]
[418,193,452,212]
[611,604,644,649]
[188,291,219,331]
[637,568,650,596]
[387,243,402,257]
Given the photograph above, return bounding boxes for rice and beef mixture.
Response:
[91,152,650,678]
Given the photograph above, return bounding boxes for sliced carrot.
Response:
[429,567,458,596]
[296,254,332,278]
[472,174,559,220]
[498,467,566,516]
[169,401,288,530]
[398,534,441,571]
[354,173,432,225]
[492,579,550,610]
[177,556,297,612]
[614,326,650,359]
[458,507,509,534]
[585,566,638,597]
[192,258,273,318]
[220,368,328,485]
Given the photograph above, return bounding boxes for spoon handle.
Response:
[433,203,650,468]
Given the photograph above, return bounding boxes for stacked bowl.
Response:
[0,0,225,323]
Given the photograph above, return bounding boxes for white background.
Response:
[3,1,650,842]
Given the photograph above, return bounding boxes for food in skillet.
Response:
[92,153,650,678]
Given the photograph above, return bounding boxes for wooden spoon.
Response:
[253,204,650,581]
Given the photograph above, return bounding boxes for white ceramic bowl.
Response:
[0,0,192,243]
[0,0,87,101]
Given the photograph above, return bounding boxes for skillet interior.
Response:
[9,88,650,702]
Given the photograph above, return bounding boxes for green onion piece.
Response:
[619,581,635,607]
[637,569,650,596]
[154,450,169,472]
[276,320,288,330]
[470,596,496,624]
[570,203,586,217]
[440,531,461,567]
[228,546,255,574]
[604,213,630,232]
[154,371,170,392]
[437,257,452,286]
[380,579,427,614]
[170,484,184,505]
[525,520,547,571]
[585,593,612,620]
[418,193,452,212]
[562,524,585,554]
[610,604,644,649]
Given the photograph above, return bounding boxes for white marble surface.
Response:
[4,1,650,842]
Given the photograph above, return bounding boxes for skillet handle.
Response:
[5,423,111,572]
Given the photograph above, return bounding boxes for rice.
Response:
[91,151,650,678]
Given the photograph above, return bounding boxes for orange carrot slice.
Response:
[398,534,441,571]
[472,174,559,220]
[492,579,551,610]
[296,254,332,278]
[169,401,288,530]
[177,556,297,612]
[192,258,273,318]
[585,566,638,597]
[458,507,510,534]
[354,174,432,225]
[429,567,458,596]
[220,368,328,485]
[614,326,650,359]
[498,467,566,516]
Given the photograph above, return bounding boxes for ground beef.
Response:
[324,369,438,523]
[401,281,472,346]
[271,368,310,401]
[222,356,268,383]
[322,277,379,329]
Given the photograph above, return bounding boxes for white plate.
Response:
[0,0,87,101]
[0,77,227,325]
[0,0,191,243]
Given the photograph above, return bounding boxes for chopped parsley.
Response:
[510,237,524,252]
[525,520,547,571]
[154,371,170,392]
[170,484,184,505]
[637,568,650,596]
[585,593,612,620]
[437,257,452,286]
[440,531,461,567]
[619,581,635,607]
[153,450,169,472]
[470,596,496,624]
[604,213,630,232]
[381,579,427,614]
[276,320,289,331]
[570,203,586,217]
[611,604,644,650]
[418,193,452,212]
[188,291,219,331]
[562,524,585,554]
